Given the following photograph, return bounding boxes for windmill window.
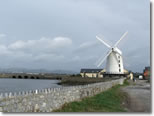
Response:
[119,60,120,63]
[119,64,120,67]
[118,56,120,59]
[119,69,121,72]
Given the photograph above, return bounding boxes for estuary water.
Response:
[0,78,61,93]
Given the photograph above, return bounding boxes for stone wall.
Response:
[0,78,125,112]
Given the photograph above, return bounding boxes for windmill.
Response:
[95,31,128,74]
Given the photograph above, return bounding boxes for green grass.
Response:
[54,80,129,112]
[60,77,117,86]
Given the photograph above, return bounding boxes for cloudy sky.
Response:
[0,0,150,73]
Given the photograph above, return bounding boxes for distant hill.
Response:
[0,68,79,74]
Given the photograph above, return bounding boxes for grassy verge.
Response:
[54,79,129,112]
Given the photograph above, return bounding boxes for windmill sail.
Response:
[95,31,128,74]
[97,50,112,67]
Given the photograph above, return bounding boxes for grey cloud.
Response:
[0,36,73,69]
[0,34,6,38]
[0,0,150,72]
[74,41,99,53]
[8,37,72,53]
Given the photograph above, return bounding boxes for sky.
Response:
[0,0,150,73]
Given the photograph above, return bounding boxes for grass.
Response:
[54,79,129,112]
[59,77,120,86]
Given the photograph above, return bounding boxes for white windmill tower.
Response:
[96,31,128,74]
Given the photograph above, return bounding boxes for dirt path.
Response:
[121,80,151,112]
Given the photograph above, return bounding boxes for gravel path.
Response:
[121,80,151,112]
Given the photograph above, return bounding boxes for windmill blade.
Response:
[113,31,128,47]
[94,53,107,66]
[96,36,111,48]
[97,50,112,67]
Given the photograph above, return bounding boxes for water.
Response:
[0,78,61,93]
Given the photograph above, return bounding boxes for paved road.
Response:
[121,80,151,112]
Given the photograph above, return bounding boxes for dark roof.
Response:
[80,69,103,73]
[145,66,150,69]
[144,67,150,71]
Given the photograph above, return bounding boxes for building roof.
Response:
[80,69,103,73]
[144,66,150,72]
[145,66,150,70]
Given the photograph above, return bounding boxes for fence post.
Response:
[35,89,38,94]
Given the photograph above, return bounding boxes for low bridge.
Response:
[12,74,41,79]
[0,73,63,80]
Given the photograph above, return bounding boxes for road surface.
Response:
[121,79,151,112]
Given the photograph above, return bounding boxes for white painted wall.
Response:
[106,52,124,74]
